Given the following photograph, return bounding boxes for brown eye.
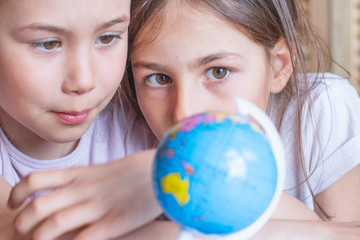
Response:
[156,74,171,85]
[212,67,227,79]
[99,35,115,44]
[43,41,59,50]
[206,67,230,81]
[147,74,172,86]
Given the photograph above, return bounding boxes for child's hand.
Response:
[7,149,161,240]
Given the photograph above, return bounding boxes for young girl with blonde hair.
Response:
[0,0,158,239]
[8,0,360,239]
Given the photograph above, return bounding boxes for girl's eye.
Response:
[96,34,120,46]
[146,74,172,86]
[43,41,58,50]
[206,67,230,80]
[33,39,60,52]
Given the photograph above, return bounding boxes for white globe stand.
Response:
[177,97,285,240]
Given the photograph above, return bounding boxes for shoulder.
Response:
[0,128,21,186]
[307,72,358,98]
[93,97,138,136]
[90,96,157,156]
[304,73,360,185]
[304,73,360,123]
[279,73,360,199]
[301,73,360,145]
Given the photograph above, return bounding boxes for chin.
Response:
[47,126,89,143]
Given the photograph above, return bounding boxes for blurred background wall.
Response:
[301,0,360,92]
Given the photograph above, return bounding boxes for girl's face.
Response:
[0,0,130,158]
[131,3,289,140]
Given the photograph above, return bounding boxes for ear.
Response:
[269,37,293,94]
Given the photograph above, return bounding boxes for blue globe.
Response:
[153,112,281,237]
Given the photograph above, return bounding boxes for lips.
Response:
[53,110,91,124]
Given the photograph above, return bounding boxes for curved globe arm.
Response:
[227,97,285,239]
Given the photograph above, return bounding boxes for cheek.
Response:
[136,92,168,140]
[0,70,44,125]
[0,58,53,100]
[2,47,67,95]
[236,71,271,111]
[140,110,164,140]
[137,94,157,123]
[106,66,124,90]
[101,53,127,91]
[256,72,273,110]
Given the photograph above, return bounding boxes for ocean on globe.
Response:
[152,112,278,236]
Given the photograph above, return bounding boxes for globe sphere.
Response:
[153,111,281,237]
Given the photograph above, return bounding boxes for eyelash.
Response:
[31,33,122,54]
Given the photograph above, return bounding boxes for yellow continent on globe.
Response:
[161,173,190,206]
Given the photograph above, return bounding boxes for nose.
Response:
[172,83,205,123]
[62,48,96,95]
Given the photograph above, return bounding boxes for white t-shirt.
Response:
[268,73,360,209]
[0,98,157,186]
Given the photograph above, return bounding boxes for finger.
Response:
[31,200,107,240]
[72,202,158,240]
[13,184,86,235]
[8,169,77,209]
[72,213,130,240]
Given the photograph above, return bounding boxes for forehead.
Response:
[133,1,228,45]
[133,1,256,50]
[133,0,261,49]
[0,0,130,29]
[131,1,268,68]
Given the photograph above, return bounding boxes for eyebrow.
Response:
[18,24,66,34]
[96,15,129,31]
[132,52,243,70]
[17,15,129,34]
[132,62,166,71]
[193,52,243,68]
